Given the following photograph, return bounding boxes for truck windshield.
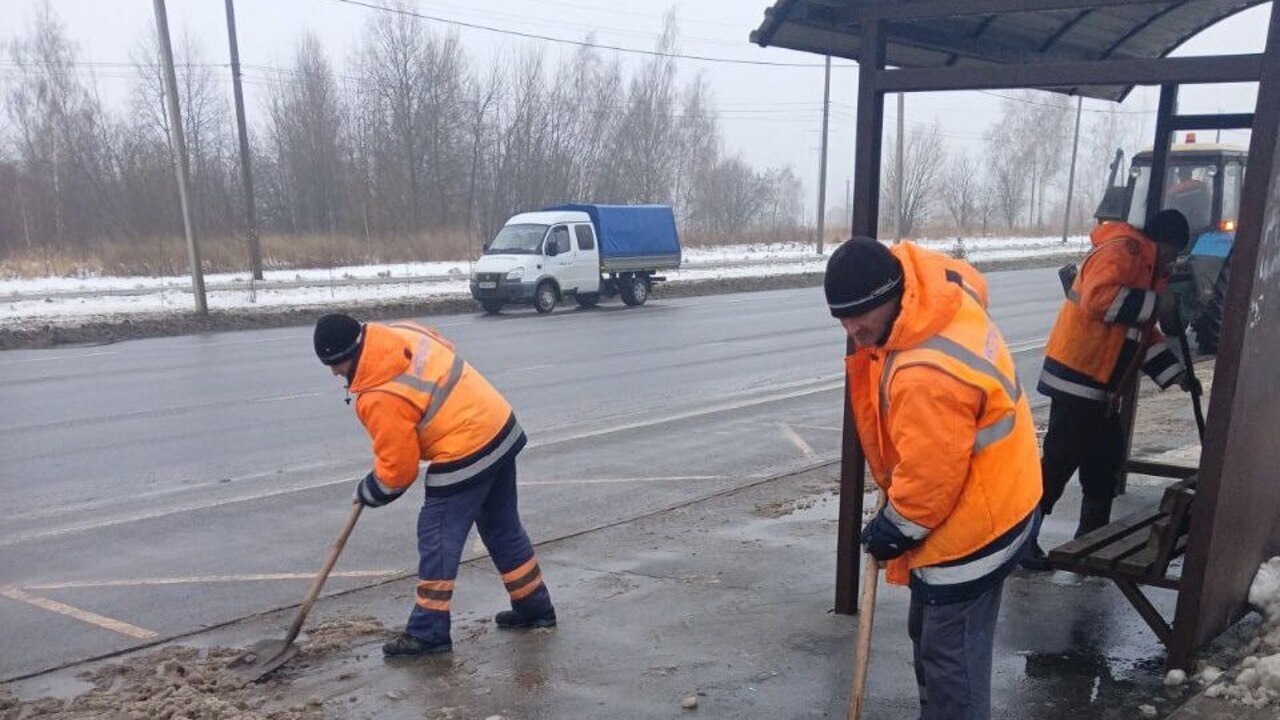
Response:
[1127,162,1217,235]
[486,224,547,254]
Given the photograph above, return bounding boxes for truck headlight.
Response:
[505,267,524,280]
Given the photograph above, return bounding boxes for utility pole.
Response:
[1061,95,1084,244]
[894,92,904,243]
[224,0,263,280]
[815,56,832,255]
[153,0,206,314]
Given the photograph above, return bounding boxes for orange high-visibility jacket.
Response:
[349,322,524,497]
[1038,222,1184,405]
[847,243,1042,587]
[943,255,989,310]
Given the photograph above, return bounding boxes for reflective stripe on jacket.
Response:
[847,243,1042,588]
[350,322,524,498]
[1038,222,1184,405]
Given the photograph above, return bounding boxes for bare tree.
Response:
[0,0,815,267]
[941,152,981,233]
[881,122,945,238]
[5,1,118,249]
[692,155,764,234]
[759,166,802,229]
[267,33,345,233]
[603,10,678,203]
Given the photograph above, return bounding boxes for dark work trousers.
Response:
[908,580,1005,720]
[1039,399,1126,514]
[406,457,553,644]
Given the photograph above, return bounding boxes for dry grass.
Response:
[681,226,815,248]
[0,223,1082,279]
[0,229,481,278]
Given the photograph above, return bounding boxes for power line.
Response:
[977,89,1154,115]
[398,0,756,50]
[324,0,856,68]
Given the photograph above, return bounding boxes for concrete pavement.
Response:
[0,459,1207,719]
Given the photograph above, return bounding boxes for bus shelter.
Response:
[752,0,1280,669]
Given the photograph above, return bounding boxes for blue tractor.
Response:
[1095,136,1247,355]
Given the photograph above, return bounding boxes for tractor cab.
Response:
[1096,135,1248,354]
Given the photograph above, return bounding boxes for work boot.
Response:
[1019,539,1052,572]
[382,633,452,657]
[495,607,557,629]
[1074,495,1114,539]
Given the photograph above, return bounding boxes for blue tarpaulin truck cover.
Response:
[546,204,681,269]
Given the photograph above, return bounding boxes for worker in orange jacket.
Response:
[826,238,1041,719]
[314,314,555,656]
[1021,210,1193,570]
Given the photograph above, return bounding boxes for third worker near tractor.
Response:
[313,314,556,656]
[1022,209,1195,570]
[826,237,1041,719]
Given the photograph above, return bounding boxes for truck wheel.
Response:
[574,293,600,309]
[1193,253,1232,355]
[480,300,503,315]
[620,276,649,306]
[534,281,558,314]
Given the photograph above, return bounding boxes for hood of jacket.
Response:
[1090,220,1147,250]
[348,324,413,393]
[876,242,965,352]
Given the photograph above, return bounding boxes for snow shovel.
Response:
[228,501,363,683]
[847,491,887,720]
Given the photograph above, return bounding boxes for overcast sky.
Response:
[7,0,1272,220]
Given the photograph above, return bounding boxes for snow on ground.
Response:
[0,236,1085,325]
[1195,557,1280,708]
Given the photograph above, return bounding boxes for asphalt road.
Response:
[0,267,1063,681]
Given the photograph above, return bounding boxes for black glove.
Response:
[1176,371,1202,395]
[353,472,403,508]
[861,507,923,562]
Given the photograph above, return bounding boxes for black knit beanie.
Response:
[314,313,364,365]
[824,237,904,318]
[1145,209,1190,251]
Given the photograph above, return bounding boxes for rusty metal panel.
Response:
[1170,5,1280,670]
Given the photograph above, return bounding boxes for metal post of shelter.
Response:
[835,18,885,617]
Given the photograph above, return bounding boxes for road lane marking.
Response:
[23,570,399,590]
[0,350,119,366]
[497,363,556,375]
[533,374,844,448]
[0,390,329,434]
[1008,337,1048,354]
[522,475,725,486]
[0,376,842,547]
[0,586,158,640]
[253,392,321,403]
[779,424,815,457]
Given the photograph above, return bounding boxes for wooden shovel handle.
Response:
[283,501,363,645]
[848,491,887,720]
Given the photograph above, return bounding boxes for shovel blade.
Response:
[227,638,301,684]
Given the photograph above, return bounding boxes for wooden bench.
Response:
[1047,460,1198,646]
